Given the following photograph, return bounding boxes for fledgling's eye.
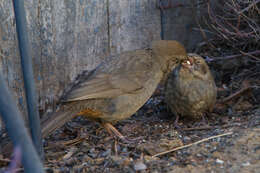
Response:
[195,60,201,64]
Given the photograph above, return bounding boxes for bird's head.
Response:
[151,40,188,76]
[181,53,211,80]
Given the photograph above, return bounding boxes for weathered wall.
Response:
[0,0,208,127]
[109,0,160,54]
[161,0,208,51]
[0,0,161,122]
[27,0,110,113]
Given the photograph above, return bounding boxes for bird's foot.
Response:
[121,136,143,144]
[174,115,181,129]
[193,116,209,127]
[102,122,142,144]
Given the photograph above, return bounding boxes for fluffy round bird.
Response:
[41,40,188,141]
[165,53,217,125]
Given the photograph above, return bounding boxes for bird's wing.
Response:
[64,50,153,102]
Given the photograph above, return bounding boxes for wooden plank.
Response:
[32,0,109,112]
[0,0,109,118]
[108,0,161,54]
[0,0,161,123]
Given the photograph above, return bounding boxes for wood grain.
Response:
[0,0,161,123]
[108,0,160,54]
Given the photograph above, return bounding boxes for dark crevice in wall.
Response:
[160,9,165,40]
[106,0,111,54]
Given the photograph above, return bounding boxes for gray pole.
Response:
[0,72,44,173]
[12,0,43,158]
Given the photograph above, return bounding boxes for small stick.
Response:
[0,158,11,164]
[208,50,260,61]
[152,132,233,158]
[62,137,85,146]
[238,0,260,14]
[114,139,118,156]
[182,124,232,131]
[182,122,246,131]
[182,126,214,131]
[221,86,252,103]
[44,137,85,150]
[239,51,260,61]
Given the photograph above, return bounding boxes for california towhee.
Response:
[41,40,188,141]
[165,53,217,125]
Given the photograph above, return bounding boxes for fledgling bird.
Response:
[41,40,188,141]
[165,53,217,126]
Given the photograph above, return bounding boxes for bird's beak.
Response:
[182,58,193,72]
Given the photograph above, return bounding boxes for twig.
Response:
[182,124,238,131]
[221,85,252,103]
[44,137,86,150]
[238,0,260,14]
[152,132,233,157]
[207,50,260,61]
[239,50,260,61]
[62,137,85,146]
[197,23,215,49]
[206,0,260,44]
[0,158,11,164]
[63,147,78,160]
[182,126,217,131]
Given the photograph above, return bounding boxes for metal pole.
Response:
[12,0,43,158]
[0,72,44,173]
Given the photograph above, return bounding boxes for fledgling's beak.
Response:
[188,57,193,65]
[182,58,193,72]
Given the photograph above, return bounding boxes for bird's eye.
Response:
[195,60,201,64]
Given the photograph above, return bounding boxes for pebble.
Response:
[242,161,251,166]
[216,158,224,164]
[101,149,111,157]
[134,161,147,171]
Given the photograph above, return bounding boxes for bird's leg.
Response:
[193,115,209,127]
[201,115,209,126]
[102,122,126,141]
[174,114,181,129]
[102,122,142,143]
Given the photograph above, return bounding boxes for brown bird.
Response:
[41,40,188,141]
[165,53,217,126]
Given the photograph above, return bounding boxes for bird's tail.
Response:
[0,109,76,157]
[41,109,76,138]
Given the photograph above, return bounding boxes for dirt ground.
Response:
[42,79,260,173]
[40,56,260,172]
[1,52,260,173]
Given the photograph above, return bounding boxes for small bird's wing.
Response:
[64,50,154,102]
